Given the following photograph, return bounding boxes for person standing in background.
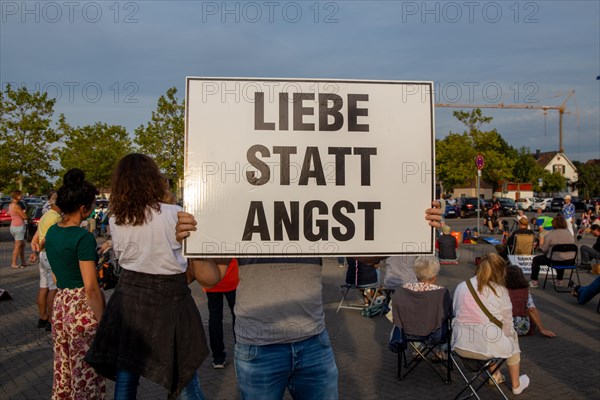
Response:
[29,192,61,331]
[45,169,105,399]
[562,195,575,236]
[204,259,239,369]
[8,190,29,269]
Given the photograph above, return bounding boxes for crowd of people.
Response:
[4,157,600,399]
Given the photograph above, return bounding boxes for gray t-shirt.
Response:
[383,256,418,289]
[235,258,325,345]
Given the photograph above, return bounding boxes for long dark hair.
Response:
[56,169,97,214]
[110,153,169,226]
[505,265,529,289]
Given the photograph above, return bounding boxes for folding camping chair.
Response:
[451,353,508,400]
[337,259,382,313]
[542,243,580,293]
[337,282,381,312]
[389,286,453,384]
[508,234,535,256]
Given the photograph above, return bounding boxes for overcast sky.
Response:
[2,0,599,161]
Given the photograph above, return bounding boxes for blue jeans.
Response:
[578,276,600,305]
[234,330,338,400]
[114,369,205,400]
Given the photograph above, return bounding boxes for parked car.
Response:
[551,197,587,212]
[516,197,538,211]
[532,198,552,212]
[0,200,27,226]
[444,204,458,219]
[25,204,43,242]
[497,198,517,216]
[550,197,564,212]
[459,197,489,218]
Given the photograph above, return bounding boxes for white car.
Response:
[516,197,538,211]
[531,198,552,212]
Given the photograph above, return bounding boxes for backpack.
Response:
[96,248,122,290]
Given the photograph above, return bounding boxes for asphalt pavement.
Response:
[1,223,599,399]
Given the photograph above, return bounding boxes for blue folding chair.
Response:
[543,243,580,293]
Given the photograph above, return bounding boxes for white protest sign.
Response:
[508,255,548,275]
[183,78,434,257]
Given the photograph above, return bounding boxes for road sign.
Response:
[476,154,485,170]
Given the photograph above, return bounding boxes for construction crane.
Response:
[435,90,575,153]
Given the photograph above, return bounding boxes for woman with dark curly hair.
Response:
[45,169,106,399]
[85,153,209,400]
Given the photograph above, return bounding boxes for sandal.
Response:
[488,372,506,386]
[11,265,24,269]
[432,350,448,363]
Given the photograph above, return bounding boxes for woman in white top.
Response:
[85,154,210,400]
[452,253,530,395]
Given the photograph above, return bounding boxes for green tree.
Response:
[57,116,132,190]
[0,84,61,193]
[512,146,546,191]
[541,171,566,194]
[134,87,184,189]
[573,160,600,198]
[435,133,476,189]
[436,109,515,191]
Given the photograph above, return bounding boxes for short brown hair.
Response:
[10,190,21,199]
[552,214,568,230]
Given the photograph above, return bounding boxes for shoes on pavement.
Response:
[45,322,52,332]
[529,281,538,288]
[512,375,530,395]
[37,319,48,328]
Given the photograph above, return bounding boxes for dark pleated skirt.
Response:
[85,269,208,399]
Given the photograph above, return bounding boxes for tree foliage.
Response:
[541,171,566,194]
[134,87,184,189]
[573,160,600,198]
[0,84,61,193]
[436,109,515,191]
[57,116,132,190]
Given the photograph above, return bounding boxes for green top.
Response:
[45,224,97,289]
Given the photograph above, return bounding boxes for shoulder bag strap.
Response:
[466,279,503,329]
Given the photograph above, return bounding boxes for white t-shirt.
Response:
[109,203,187,275]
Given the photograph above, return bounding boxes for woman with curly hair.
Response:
[85,153,209,400]
[452,253,530,395]
[45,169,106,399]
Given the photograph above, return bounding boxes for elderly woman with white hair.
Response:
[391,256,452,361]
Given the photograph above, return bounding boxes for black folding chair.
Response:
[542,243,580,293]
[451,353,508,400]
[389,287,453,384]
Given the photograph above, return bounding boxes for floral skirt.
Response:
[52,287,105,400]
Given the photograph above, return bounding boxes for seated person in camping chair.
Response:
[345,258,380,305]
[484,208,501,234]
[436,225,458,263]
[390,256,452,362]
[498,218,536,260]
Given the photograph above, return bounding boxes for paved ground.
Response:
[1,227,599,399]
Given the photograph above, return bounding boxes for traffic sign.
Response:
[476,154,485,170]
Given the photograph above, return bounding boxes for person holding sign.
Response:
[176,203,443,399]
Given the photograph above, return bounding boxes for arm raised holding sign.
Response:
[177,192,441,398]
